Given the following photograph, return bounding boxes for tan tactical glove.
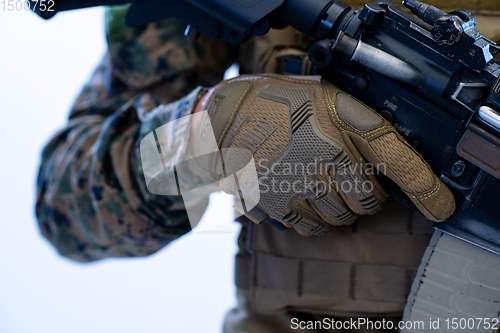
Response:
[194,74,455,235]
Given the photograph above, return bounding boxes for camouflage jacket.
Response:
[36,3,500,262]
[36,6,236,262]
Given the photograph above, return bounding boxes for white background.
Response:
[0,6,239,333]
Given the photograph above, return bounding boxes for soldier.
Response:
[36,1,500,332]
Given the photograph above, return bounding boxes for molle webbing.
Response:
[233,199,435,316]
[236,253,416,303]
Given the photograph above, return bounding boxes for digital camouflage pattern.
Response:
[36,78,200,262]
[36,12,234,262]
[105,5,196,90]
[36,2,500,262]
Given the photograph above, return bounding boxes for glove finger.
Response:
[346,129,455,222]
[306,165,358,225]
[290,197,332,235]
[327,150,385,216]
[320,83,455,222]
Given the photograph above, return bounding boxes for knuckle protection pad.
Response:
[219,78,383,235]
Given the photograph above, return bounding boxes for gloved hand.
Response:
[141,74,456,235]
[194,74,456,235]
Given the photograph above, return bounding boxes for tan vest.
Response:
[233,1,500,317]
[235,199,434,317]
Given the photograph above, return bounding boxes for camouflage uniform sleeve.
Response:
[36,8,235,262]
[36,79,205,262]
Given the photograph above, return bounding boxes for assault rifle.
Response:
[30,0,500,254]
